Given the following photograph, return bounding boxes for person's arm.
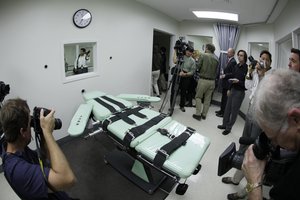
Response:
[242,144,266,200]
[172,51,177,64]
[186,58,196,76]
[74,57,78,69]
[39,109,76,190]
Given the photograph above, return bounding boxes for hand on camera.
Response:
[179,71,187,77]
[242,144,267,184]
[256,61,266,77]
[39,109,55,134]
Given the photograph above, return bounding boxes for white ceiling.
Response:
[136,0,289,25]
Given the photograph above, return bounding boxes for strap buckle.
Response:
[157,128,175,139]
[156,149,169,159]
[105,118,112,125]
[126,130,135,141]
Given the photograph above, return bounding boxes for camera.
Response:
[218,132,297,185]
[31,107,62,134]
[248,56,265,69]
[0,81,10,102]
[174,37,191,58]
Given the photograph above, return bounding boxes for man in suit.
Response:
[216,48,237,117]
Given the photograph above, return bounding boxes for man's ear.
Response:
[287,107,300,126]
[20,127,27,138]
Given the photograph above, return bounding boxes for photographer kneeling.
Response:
[242,69,300,200]
[0,98,77,200]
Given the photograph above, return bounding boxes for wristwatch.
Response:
[246,182,262,193]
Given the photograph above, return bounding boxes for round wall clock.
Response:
[73,9,92,28]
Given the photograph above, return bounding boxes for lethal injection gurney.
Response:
[68,90,210,195]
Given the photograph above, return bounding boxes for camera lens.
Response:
[31,107,62,133]
[259,61,265,69]
[231,152,244,170]
[54,119,62,130]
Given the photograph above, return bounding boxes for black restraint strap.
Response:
[102,107,146,131]
[123,114,166,147]
[101,96,126,109]
[94,98,117,113]
[153,127,195,168]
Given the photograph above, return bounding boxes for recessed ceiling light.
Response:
[192,11,238,22]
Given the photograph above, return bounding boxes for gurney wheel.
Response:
[175,183,188,195]
[193,164,202,175]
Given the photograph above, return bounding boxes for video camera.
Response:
[0,81,10,103]
[218,132,297,185]
[31,107,62,134]
[174,37,191,59]
[248,56,265,69]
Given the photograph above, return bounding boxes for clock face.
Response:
[73,9,92,28]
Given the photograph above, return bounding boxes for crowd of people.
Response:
[167,45,300,200]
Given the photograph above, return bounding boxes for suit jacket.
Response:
[222,57,237,90]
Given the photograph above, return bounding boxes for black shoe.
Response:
[185,103,193,107]
[201,115,206,120]
[217,125,226,130]
[222,130,231,135]
[215,110,222,114]
[216,113,224,118]
[192,114,201,121]
[180,107,185,112]
[227,192,245,200]
[221,177,239,185]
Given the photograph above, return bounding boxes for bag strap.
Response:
[153,127,195,168]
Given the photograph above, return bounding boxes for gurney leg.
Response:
[104,150,175,194]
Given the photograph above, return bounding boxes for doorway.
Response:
[152,30,172,96]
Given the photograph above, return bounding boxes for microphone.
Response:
[239,137,256,145]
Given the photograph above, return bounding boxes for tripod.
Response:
[159,56,184,116]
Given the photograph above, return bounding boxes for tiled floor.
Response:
[0,92,251,200]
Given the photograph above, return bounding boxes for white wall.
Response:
[273,0,300,42]
[0,0,178,139]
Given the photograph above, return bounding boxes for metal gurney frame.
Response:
[68,90,210,195]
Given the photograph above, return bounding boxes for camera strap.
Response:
[34,132,64,197]
[153,127,195,168]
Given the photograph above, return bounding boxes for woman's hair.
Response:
[237,49,248,62]
[254,69,300,132]
[192,49,200,59]
[0,98,30,142]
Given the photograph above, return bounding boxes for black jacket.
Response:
[222,57,237,90]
